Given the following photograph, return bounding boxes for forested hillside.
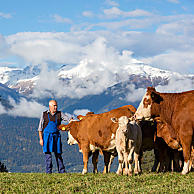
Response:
[0,115,88,173]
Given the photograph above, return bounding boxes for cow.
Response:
[59,105,136,174]
[138,120,182,173]
[111,116,142,175]
[135,87,194,174]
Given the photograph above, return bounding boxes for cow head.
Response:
[135,87,163,120]
[111,116,131,133]
[67,131,78,145]
[58,124,68,131]
[155,117,181,150]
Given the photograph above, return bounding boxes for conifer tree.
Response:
[0,161,8,172]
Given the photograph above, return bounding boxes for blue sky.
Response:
[1,0,194,35]
[0,0,194,117]
[0,0,194,74]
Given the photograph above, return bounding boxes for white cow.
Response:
[111,116,142,175]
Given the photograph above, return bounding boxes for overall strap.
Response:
[48,113,57,124]
[48,113,50,121]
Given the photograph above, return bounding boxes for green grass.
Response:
[0,172,193,193]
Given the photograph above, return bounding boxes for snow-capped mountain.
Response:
[0,61,193,100]
[0,65,40,86]
[0,61,193,114]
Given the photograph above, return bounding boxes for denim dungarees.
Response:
[43,114,62,153]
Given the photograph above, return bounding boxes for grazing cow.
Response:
[135,87,194,174]
[111,116,142,175]
[138,120,180,173]
[155,117,182,150]
[59,105,136,174]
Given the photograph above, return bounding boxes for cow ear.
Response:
[77,115,84,120]
[111,117,118,123]
[128,116,134,122]
[151,91,163,103]
[58,124,66,131]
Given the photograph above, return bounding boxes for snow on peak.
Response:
[0,65,40,86]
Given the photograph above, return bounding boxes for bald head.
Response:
[49,100,58,114]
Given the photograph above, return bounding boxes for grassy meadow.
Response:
[0,172,193,193]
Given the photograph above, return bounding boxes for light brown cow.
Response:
[135,87,194,174]
[59,105,136,174]
[111,116,142,175]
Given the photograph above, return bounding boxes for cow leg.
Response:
[180,132,192,175]
[152,148,159,172]
[116,151,124,175]
[134,151,141,175]
[138,150,143,173]
[103,151,111,174]
[108,154,115,173]
[189,147,194,171]
[81,146,90,174]
[123,152,129,175]
[92,150,99,174]
[172,150,182,172]
[158,148,170,172]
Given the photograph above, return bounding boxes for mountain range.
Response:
[0,62,193,114]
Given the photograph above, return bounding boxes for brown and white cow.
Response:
[111,116,142,175]
[59,105,136,174]
[135,87,194,174]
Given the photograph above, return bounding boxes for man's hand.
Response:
[39,131,43,146]
[39,139,43,146]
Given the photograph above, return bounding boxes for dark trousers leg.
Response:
[54,153,65,173]
[45,152,52,173]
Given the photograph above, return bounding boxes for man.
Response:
[38,100,71,173]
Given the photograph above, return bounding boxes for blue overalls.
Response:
[43,113,65,173]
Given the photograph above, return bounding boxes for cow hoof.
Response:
[82,169,87,174]
[123,170,128,176]
[134,171,139,175]
[128,172,133,176]
[116,171,122,175]
[181,170,189,175]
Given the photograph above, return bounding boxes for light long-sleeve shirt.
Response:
[38,110,71,132]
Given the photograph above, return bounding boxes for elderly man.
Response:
[38,100,71,173]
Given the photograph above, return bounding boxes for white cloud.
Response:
[105,0,119,7]
[6,32,83,65]
[28,37,138,99]
[0,35,9,58]
[52,14,72,24]
[73,109,91,116]
[0,97,47,118]
[125,85,146,102]
[0,12,12,19]
[82,11,94,18]
[156,77,193,92]
[141,50,194,74]
[167,0,179,4]
[156,19,194,36]
[0,103,7,114]
[103,7,152,19]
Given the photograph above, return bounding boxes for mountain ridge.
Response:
[1,62,193,98]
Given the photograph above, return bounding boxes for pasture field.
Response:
[0,172,193,193]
